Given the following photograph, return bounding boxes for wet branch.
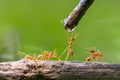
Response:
[64,0,95,32]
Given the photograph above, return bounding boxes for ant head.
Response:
[90,50,95,53]
[70,35,75,41]
[86,57,90,61]
[99,53,102,57]
[43,51,53,56]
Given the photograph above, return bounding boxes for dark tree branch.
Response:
[0,59,120,80]
[64,0,95,32]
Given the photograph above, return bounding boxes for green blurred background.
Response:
[0,0,120,63]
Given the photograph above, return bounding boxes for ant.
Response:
[17,51,40,61]
[17,50,60,61]
[60,33,77,60]
[85,47,103,61]
[17,33,78,61]
[42,50,60,60]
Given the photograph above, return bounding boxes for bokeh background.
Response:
[0,0,120,63]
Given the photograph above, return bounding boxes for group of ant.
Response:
[18,33,103,62]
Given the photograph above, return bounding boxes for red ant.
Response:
[17,50,60,61]
[17,51,40,61]
[60,33,77,60]
[85,47,103,61]
[42,50,60,60]
[17,33,78,61]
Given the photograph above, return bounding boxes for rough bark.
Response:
[0,58,120,80]
[64,0,95,32]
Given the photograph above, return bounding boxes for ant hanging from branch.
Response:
[85,47,103,61]
[60,32,78,60]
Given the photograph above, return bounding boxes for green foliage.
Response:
[0,0,120,63]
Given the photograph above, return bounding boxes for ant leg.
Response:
[60,31,70,58]
[95,57,99,61]
[66,30,69,42]
[17,51,27,56]
[65,51,70,61]
[60,46,69,58]
[33,53,36,59]
[72,54,77,61]
[100,56,104,62]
